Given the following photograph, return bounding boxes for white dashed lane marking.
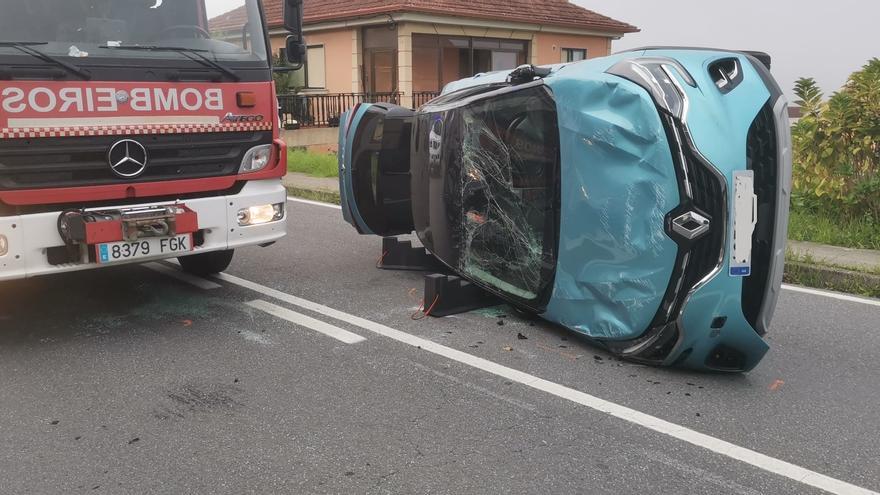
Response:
[245,299,366,344]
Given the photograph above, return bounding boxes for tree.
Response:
[793,77,823,116]
[792,58,880,218]
[272,54,305,94]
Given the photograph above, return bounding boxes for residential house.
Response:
[211,0,638,127]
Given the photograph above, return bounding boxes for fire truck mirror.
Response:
[284,37,306,71]
[284,0,304,42]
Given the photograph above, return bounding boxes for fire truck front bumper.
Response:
[0,179,287,281]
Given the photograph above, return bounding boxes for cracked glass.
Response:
[423,84,560,306]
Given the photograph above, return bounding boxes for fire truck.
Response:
[0,0,305,280]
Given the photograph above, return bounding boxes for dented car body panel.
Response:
[338,48,791,372]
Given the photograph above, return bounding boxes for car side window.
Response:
[454,85,560,301]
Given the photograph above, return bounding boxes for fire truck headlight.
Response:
[0,234,8,256]
[237,203,284,226]
[240,144,273,173]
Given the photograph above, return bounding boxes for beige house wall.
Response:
[396,21,538,107]
[271,21,618,105]
[271,28,359,94]
[533,32,611,64]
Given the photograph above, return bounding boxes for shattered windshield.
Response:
[419,84,560,305]
[0,0,267,65]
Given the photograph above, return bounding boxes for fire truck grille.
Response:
[0,131,273,190]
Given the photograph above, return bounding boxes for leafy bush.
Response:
[792,59,880,219]
[272,54,304,94]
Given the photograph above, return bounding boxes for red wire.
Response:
[376,250,389,268]
[411,294,440,320]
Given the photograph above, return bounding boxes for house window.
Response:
[305,45,326,89]
[561,48,586,63]
[281,44,326,90]
[411,34,529,93]
[363,26,398,94]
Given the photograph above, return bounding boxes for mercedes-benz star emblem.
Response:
[107,139,148,178]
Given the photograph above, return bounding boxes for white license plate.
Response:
[730,171,757,277]
[96,234,192,264]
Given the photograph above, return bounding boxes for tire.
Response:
[178,249,234,276]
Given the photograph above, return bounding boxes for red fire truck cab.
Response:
[0,0,304,280]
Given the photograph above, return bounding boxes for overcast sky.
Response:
[205,0,245,18]
[577,0,879,101]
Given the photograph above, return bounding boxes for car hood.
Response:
[542,60,680,340]
[444,56,680,340]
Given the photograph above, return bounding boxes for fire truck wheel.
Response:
[178,249,235,276]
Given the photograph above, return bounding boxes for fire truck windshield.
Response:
[0,0,268,69]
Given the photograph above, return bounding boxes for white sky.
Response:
[205,0,247,18]
[577,0,880,101]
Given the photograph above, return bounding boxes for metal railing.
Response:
[413,91,441,108]
[278,92,403,129]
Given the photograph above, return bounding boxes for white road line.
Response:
[214,272,877,495]
[245,299,366,344]
[143,262,222,290]
[783,284,880,308]
[287,196,342,210]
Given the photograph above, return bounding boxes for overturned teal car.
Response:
[338,48,792,372]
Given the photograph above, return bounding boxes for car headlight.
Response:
[237,203,284,226]
[607,57,694,119]
[240,144,273,173]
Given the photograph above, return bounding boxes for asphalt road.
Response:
[1,198,879,495]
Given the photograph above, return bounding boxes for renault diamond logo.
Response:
[108,139,148,178]
[671,211,711,241]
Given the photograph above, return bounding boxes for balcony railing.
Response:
[278,92,403,129]
[413,91,441,108]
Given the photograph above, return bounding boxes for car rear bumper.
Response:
[0,179,287,281]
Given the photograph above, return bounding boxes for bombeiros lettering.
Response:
[0,87,225,113]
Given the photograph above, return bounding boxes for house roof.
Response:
[210,0,638,34]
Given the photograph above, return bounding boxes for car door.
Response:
[338,103,415,236]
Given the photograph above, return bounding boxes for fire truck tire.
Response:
[178,249,235,276]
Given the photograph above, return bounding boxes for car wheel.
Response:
[178,249,234,276]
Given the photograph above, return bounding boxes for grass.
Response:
[287,148,339,178]
[784,250,880,298]
[788,208,880,251]
[783,265,880,299]
[285,186,341,205]
[786,250,880,276]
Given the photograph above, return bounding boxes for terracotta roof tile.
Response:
[211,0,638,34]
